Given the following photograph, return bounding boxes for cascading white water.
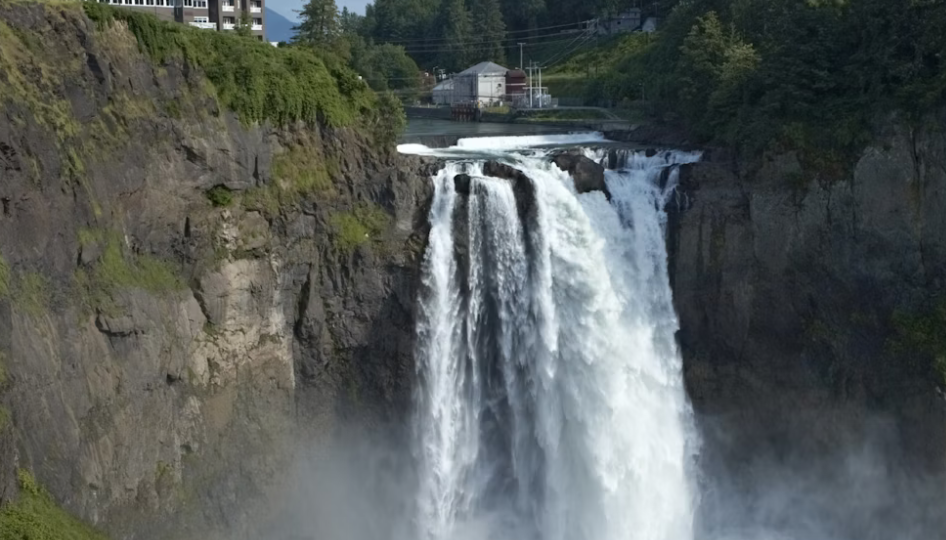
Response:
[410,136,701,540]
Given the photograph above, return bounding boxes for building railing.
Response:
[251,23,263,30]
[222,22,235,29]
[249,5,261,12]
[222,4,234,11]
[189,21,216,29]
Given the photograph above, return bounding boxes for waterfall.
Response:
[411,137,701,540]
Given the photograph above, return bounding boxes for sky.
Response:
[268,0,370,20]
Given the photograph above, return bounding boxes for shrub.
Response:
[206,185,234,207]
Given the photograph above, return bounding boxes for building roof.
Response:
[433,79,454,91]
[457,61,509,76]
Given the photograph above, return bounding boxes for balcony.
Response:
[222,22,235,29]
[251,23,263,30]
[222,4,234,11]
[189,21,216,29]
[249,5,261,12]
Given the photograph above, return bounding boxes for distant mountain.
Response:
[265,7,296,43]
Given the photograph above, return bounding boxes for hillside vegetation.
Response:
[583,0,946,164]
[82,2,390,128]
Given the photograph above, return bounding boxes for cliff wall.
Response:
[669,115,946,478]
[0,3,435,538]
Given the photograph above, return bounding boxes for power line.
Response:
[374,19,594,45]
[540,28,597,67]
[401,34,597,55]
[393,29,590,51]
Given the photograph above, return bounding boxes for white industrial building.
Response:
[435,61,509,106]
[432,79,455,105]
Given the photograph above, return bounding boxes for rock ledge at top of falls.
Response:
[551,151,611,200]
[476,157,610,200]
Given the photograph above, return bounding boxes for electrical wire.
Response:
[374,19,594,45]
[400,34,597,55]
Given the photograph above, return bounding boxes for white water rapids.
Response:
[404,135,702,540]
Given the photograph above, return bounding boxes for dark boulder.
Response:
[551,151,610,200]
[482,161,530,184]
[454,173,471,194]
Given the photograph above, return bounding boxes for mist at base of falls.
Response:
[260,134,945,540]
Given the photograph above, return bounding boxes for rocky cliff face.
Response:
[668,115,946,482]
[0,4,436,538]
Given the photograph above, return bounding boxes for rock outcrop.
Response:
[551,151,610,199]
[667,115,946,476]
[0,4,437,539]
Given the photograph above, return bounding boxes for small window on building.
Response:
[194,16,209,22]
[184,0,192,6]
[223,16,235,23]
[196,0,207,7]
[253,18,262,25]
[146,0,154,5]
[257,35,263,41]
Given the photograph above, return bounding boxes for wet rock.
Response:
[454,173,471,194]
[551,151,611,200]
[483,161,530,184]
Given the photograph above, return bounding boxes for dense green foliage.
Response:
[583,0,946,159]
[83,2,375,127]
[361,0,630,70]
[0,470,108,540]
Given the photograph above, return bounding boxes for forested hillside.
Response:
[292,0,638,94]
[586,0,946,161]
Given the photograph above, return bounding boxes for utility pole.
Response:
[518,43,525,70]
[527,63,533,108]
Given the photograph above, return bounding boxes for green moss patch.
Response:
[330,202,391,254]
[891,299,946,387]
[0,470,109,540]
[74,230,184,313]
[12,273,51,317]
[0,251,10,299]
[241,143,342,216]
[273,145,337,196]
[0,19,80,143]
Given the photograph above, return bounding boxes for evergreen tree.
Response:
[438,0,474,72]
[294,0,341,47]
[472,0,506,64]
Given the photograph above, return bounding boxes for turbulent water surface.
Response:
[403,135,702,540]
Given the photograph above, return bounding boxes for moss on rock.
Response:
[330,202,391,254]
[0,470,109,540]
